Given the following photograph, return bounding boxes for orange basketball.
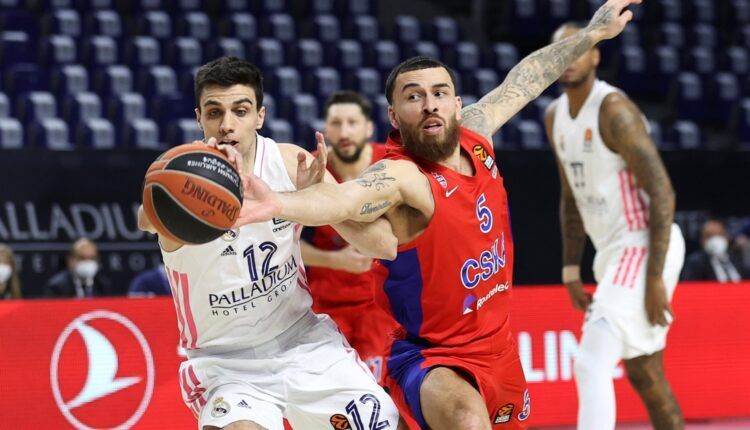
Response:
[142,142,243,245]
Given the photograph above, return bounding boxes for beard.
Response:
[331,139,366,164]
[399,115,459,163]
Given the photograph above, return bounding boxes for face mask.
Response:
[0,264,11,284]
[704,236,728,257]
[74,260,99,280]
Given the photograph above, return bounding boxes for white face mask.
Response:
[0,263,11,284]
[704,235,729,257]
[74,260,99,280]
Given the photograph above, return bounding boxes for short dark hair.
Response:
[323,91,373,119]
[194,56,264,110]
[384,56,458,104]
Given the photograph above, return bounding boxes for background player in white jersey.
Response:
[545,23,685,430]
[138,56,400,430]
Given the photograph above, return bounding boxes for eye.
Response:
[235,109,247,117]
[408,93,420,101]
[435,90,446,97]
[207,109,221,118]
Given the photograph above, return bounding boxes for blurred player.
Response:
[235,1,639,428]
[138,57,400,430]
[545,22,685,430]
[301,91,399,384]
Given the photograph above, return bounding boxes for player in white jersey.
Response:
[545,23,685,430]
[137,56,401,430]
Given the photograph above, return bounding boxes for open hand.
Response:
[296,132,328,190]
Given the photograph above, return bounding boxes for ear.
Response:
[592,47,601,68]
[194,108,202,130]
[455,96,463,121]
[256,106,266,130]
[388,105,399,129]
[366,120,374,140]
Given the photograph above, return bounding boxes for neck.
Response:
[564,74,597,118]
[437,144,474,175]
[330,144,372,180]
[240,137,259,175]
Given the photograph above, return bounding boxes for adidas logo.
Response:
[237,400,251,409]
[221,245,237,256]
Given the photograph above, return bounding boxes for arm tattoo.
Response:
[355,173,396,191]
[558,167,586,266]
[362,161,386,175]
[606,102,675,280]
[360,201,392,215]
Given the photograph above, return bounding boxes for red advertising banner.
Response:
[1,282,748,429]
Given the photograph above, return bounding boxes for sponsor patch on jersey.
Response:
[211,396,231,418]
[273,218,292,232]
[462,294,477,315]
[493,403,514,424]
[221,245,237,256]
[583,128,593,152]
[432,172,448,189]
[237,399,251,409]
[473,145,495,171]
[222,229,239,242]
[330,413,353,429]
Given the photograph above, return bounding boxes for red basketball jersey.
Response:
[373,128,515,350]
[307,143,387,307]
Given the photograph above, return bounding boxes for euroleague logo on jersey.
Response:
[50,310,155,430]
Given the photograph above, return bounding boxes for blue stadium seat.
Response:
[167,118,202,147]
[137,11,171,40]
[304,67,341,106]
[125,118,161,149]
[686,0,715,23]
[331,40,363,71]
[451,42,481,73]
[81,36,118,67]
[280,94,319,138]
[647,120,670,150]
[366,40,400,74]
[0,9,37,34]
[686,46,715,74]
[63,92,101,125]
[620,24,641,47]
[262,93,276,120]
[77,117,115,148]
[164,0,202,12]
[126,0,163,11]
[659,23,684,48]
[335,0,371,16]
[673,72,705,121]
[650,46,680,96]
[510,0,541,38]
[672,120,703,149]
[249,0,285,15]
[94,65,132,97]
[372,95,390,141]
[294,39,324,71]
[460,94,478,107]
[28,118,70,149]
[41,35,77,66]
[85,10,121,37]
[47,9,81,36]
[546,0,572,25]
[4,63,46,97]
[521,96,553,124]
[206,38,246,60]
[300,118,326,150]
[262,13,295,43]
[269,67,301,99]
[178,12,211,41]
[149,93,193,124]
[125,36,161,68]
[709,72,740,122]
[165,38,202,69]
[427,17,459,47]
[73,0,113,10]
[690,23,717,48]
[311,15,341,43]
[488,43,518,76]
[1,31,33,65]
[0,92,8,118]
[651,0,683,22]
[346,15,379,45]
[248,38,285,72]
[107,92,146,126]
[728,0,750,25]
[223,13,257,41]
[17,91,57,125]
[738,98,750,146]
[517,120,545,150]
[0,118,23,149]
[137,65,177,97]
[725,46,749,77]
[307,0,333,14]
[407,41,439,61]
[263,119,294,144]
[393,15,420,45]
[348,67,380,97]
[466,69,499,97]
[618,45,648,95]
[178,65,198,96]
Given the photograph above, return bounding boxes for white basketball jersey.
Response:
[552,80,650,251]
[161,134,312,351]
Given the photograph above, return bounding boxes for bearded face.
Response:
[399,114,460,162]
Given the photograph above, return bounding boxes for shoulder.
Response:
[544,98,560,130]
[599,92,641,122]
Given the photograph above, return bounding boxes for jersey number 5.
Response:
[476,193,493,233]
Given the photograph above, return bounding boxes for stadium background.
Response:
[0,0,748,428]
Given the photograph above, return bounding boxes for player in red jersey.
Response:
[301,91,398,383]
[237,1,638,428]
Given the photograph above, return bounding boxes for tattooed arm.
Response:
[545,102,592,311]
[461,0,641,142]
[599,93,676,326]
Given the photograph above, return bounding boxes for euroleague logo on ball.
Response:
[50,311,155,430]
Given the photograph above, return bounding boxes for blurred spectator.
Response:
[128,264,171,297]
[682,219,750,282]
[734,219,750,271]
[44,238,115,298]
[0,244,22,299]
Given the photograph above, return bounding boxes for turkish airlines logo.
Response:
[50,310,155,430]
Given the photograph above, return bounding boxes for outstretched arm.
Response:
[461,0,641,141]
[599,93,675,326]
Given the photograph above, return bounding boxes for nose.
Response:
[219,112,235,135]
[422,95,438,115]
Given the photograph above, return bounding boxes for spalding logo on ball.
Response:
[142,142,243,245]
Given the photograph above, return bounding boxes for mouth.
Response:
[220,139,240,148]
[421,118,444,136]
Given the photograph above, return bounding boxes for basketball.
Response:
[142,142,243,245]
